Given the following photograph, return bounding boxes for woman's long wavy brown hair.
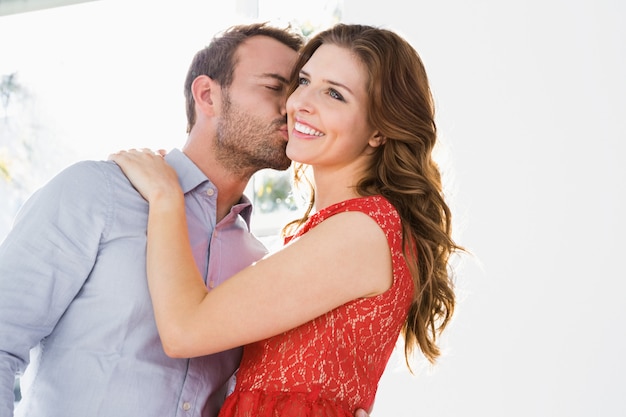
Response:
[283,24,463,367]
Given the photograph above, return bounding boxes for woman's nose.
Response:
[288,87,314,114]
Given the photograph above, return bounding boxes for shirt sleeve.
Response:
[0,161,111,415]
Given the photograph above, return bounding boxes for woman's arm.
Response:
[110,149,393,358]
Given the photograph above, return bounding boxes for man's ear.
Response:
[368,132,387,148]
[192,75,221,117]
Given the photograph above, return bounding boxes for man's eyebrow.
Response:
[260,73,290,84]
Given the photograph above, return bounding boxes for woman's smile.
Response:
[293,120,325,138]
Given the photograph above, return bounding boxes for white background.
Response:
[1,1,625,416]
[344,1,626,416]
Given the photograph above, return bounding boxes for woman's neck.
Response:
[312,168,362,212]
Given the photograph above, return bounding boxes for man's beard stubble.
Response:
[214,94,291,180]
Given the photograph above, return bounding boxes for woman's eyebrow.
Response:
[300,69,354,95]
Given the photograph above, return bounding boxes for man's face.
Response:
[214,36,298,175]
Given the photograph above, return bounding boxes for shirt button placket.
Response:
[182,401,191,411]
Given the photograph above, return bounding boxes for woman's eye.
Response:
[329,89,344,101]
[298,77,309,86]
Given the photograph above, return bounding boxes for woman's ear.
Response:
[192,75,221,117]
[368,132,387,148]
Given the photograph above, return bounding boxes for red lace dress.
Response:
[218,196,414,417]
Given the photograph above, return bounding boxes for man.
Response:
[0,23,302,417]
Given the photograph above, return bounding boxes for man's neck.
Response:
[211,171,251,223]
[182,144,252,223]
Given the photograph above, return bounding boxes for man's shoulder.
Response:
[40,160,125,203]
[53,159,125,185]
[61,159,118,175]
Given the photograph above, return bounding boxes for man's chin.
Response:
[271,159,292,171]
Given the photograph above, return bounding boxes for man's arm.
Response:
[0,162,108,415]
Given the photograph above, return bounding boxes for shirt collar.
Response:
[165,148,209,194]
[165,148,254,225]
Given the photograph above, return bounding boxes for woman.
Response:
[111,23,462,416]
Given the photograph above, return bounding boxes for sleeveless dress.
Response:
[218,195,415,417]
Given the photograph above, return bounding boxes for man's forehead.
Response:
[235,35,296,79]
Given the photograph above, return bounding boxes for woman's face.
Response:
[286,44,380,170]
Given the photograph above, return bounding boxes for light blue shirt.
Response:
[0,149,268,417]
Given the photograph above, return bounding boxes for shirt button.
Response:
[206,188,215,196]
[182,402,191,411]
